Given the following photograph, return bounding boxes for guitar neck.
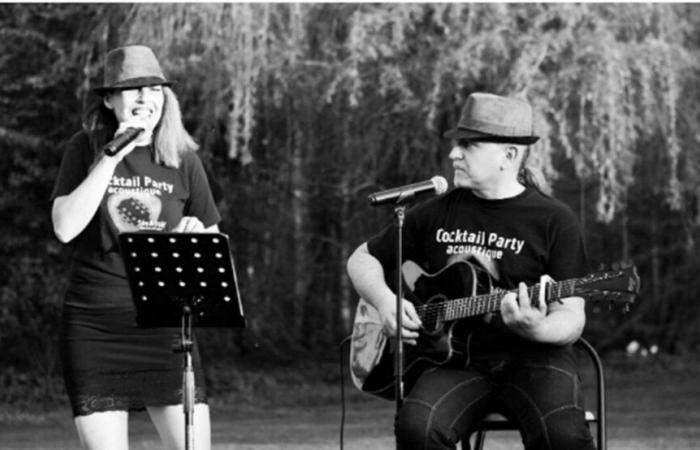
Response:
[423,278,580,322]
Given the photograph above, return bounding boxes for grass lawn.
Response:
[2,357,699,449]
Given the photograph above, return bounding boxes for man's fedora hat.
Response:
[444,92,539,145]
[93,45,172,94]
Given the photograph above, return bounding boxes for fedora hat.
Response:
[93,45,172,94]
[444,93,539,145]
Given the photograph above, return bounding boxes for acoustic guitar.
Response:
[349,259,639,400]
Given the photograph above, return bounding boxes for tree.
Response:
[3,4,700,392]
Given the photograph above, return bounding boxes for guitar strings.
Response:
[416,279,579,324]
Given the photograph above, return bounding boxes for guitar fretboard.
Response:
[416,278,580,323]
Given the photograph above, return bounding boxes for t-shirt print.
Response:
[105,175,173,232]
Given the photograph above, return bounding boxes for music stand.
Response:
[118,232,245,450]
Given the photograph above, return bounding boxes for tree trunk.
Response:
[621,204,630,264]
[290,105,307,343]
[650,211,662,330]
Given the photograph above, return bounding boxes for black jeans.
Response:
[395,358,596,450]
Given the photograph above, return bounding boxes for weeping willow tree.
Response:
[332,3,696,220]
[123,4,459,354]
[119,3,700,354]
[126,4,361,354]
[4,3,699,366]
[319,3,700,350]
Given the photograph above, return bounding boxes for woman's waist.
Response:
[64,260,133,308]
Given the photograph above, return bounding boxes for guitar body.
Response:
[350,259,494,400]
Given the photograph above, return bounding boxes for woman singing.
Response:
[51,45,218,450]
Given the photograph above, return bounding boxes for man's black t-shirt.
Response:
[367,187,589,360]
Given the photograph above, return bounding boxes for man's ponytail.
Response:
[516,146,546,194]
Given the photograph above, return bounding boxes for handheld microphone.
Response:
[368,176,449,206]
[103,127,145,156]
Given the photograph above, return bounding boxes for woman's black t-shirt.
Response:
[51,131,221,308]
[367,187,589,360]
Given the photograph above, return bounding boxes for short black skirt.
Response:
[60,303,207,417]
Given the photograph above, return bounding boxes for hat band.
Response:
[459,134,537,144]
[443,126,539,144]
[94,76,171,93]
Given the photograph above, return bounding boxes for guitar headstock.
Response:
[574,266,640,306]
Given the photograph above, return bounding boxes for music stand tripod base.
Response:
[119,232,245,450]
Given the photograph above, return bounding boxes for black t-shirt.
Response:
[367,187,589,359]
[51,131,221,308]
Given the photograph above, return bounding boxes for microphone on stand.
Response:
[368,176,449,206]
[103,127,145,156]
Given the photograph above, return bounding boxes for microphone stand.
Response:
[394,203,406,413]
[393,191,415,415]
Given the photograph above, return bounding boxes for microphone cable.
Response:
[338,334,352,450]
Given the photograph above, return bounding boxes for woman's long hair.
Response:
[82,86,198,168]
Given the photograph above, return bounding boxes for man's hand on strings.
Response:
[378,299,422,346]
[501,277,551,339]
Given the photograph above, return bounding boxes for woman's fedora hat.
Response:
[444,92,539,145]
[93,45,172,94]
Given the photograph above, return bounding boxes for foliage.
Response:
[2,3,700,402]
[0,4,87,392]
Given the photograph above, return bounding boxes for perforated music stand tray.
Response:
[118,232,245,328]
[118,231,245,450]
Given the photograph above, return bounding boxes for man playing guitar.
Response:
[347,93,596,450]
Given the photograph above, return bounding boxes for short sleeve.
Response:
[545,207,590,281]
[50,132,92,201]
[182,151,221,228]
[366,219,399,270]
[366,200,433,272]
